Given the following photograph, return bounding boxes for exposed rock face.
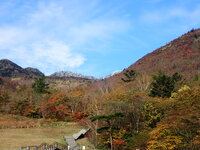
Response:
[50,71,95,79]
[0,59,44,77]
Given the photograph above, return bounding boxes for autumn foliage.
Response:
[0,28,200,150]
[40,92,70,121]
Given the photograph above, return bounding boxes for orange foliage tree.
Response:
[40,92,71,121]
[10,99,41,118]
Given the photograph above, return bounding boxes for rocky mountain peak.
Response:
[50,71,95,80]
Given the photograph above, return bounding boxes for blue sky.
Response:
[0,0,200,78]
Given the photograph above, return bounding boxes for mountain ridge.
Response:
[50,71,95,80]
[0,59,44,77]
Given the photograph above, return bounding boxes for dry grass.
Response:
[77,138,96,150]
[0,114,95,150]
[0,114,43,129]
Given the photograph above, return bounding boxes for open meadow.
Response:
[0,114,94,150]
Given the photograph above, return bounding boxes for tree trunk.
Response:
[110,130,113,150]
[107,120,113,150]
[136,114,140,133]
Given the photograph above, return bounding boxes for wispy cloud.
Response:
[0,0,130,75]
[140,5,200,26]
[0,26,32,48]
[69,19,129,47]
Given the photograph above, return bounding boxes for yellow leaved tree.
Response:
[147,124,182,150]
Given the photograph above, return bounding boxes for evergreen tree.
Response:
[90,113,125,150]
[149,72,181,98]
[121,70,136,82]
[32,75,49,94]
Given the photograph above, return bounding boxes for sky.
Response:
[0,0,200,78]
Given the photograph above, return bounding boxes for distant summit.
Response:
[50,71,95,80]
[102,70,122,79]
[0,59,44,77]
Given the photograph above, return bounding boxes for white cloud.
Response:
[1,39,86,75]
[31,41,86,68]
[0,27,86,74]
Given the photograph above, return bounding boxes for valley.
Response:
[0,29,200,150]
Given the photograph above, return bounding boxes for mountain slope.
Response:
[112,29,200,81]
[24,67,44,77]
[0,59,28,77]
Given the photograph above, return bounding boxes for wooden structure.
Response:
[63,128,90,150]
[20,142,68,150]
[20,128,91,150]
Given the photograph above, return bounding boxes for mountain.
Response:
[50,71,95,80]
[110,29,200,81]
[0,59,44,77]
[102,70,122,79]
[0,59,27,77]
[24,67,44,77]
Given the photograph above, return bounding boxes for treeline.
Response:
[0,76,87,121]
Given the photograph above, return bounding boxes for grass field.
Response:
[0,114,43,129]
[0,114,95,150]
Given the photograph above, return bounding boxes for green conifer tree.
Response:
[32,75,49,94]
[121,70,136,82]
[149,72,181,98]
